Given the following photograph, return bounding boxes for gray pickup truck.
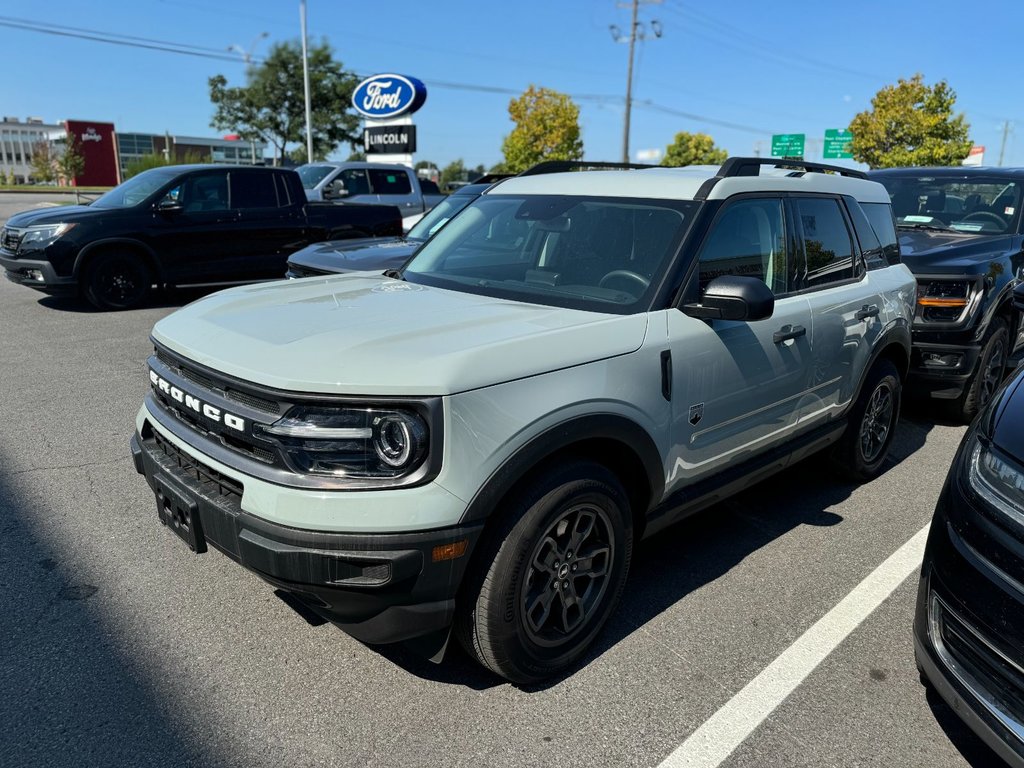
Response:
[297,162,446,223]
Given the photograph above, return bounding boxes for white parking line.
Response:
[657,523,931,768]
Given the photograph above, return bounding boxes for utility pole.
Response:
[300,0,314,164]
[610,1,662,163]
[999,121,1013,166]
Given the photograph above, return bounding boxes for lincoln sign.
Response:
[364,125,417,154]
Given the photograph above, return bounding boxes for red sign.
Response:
[64,120,119,186]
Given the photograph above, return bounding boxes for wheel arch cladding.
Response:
[459,414,664,539]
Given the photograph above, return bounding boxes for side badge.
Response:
[689,403,704,426]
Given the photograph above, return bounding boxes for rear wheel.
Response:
[953,318,1009,423]
[456,461,632,683]
[83,252,152,310]
[832,359,901,481]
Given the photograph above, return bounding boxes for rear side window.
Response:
[793,198,856,289]
[369,169,412,195]
[230,171,278,210]
[861,203,900,266]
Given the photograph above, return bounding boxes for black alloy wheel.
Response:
[859,378,895,466]
[832,358,901,481]
[956,319,1009,423]
[84,252,152,310]
[456,461,632,684]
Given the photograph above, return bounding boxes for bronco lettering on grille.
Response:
[149,369,246,432]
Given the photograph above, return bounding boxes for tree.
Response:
[849,74,972,169]
[501,85,583,173]
[661,131,727,167]
[209,39,361,165]
[124,150,210,179]
[440,158,467,190]
[30,141,57,183]
[346,150,366,162]
[56,134,85,185]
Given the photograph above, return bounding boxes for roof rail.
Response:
[518,160,659,176]
[717,157,867,180]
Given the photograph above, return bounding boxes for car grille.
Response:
[156,348,280,415]
[930,592,1024,744]
[145,421,244,505]
[1,227,23,253]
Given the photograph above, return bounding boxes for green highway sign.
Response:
[771,133,805,157]
[823,129,854,159]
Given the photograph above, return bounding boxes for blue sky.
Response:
[2,0,1021,169]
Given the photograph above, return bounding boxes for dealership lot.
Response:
[0,198,1003,766]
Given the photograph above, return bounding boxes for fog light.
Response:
[922,352,962,368]
[25,269,44,282]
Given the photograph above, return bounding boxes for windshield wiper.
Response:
[897,222,954,232]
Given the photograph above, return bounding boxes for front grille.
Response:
[155,348,280,415]
[147,424,244,503]
[931,593,1024,744]
[1,227,23,252]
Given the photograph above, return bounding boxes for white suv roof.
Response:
[489,160,889,205]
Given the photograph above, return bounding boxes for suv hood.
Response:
[898,230,1017,276]
[289,236,421,274]
[152,275,649,396]
[5,205,99,228]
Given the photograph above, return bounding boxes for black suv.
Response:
[868,167,1024,421]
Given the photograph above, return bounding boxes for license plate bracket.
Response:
[154,472,207,554]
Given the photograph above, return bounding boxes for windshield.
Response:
[402,194,695,313]
[90,168,179,209]
[296,165,335,189]
[406,193,477,240]
[874,174,1021,235]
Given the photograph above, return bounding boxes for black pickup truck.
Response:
[0,164,402,309]
[868,166,1024,421]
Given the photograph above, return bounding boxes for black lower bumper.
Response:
[907,340,983,399]
[0,253,77,295]
[914,483,1024,767]
[131,426,482,646]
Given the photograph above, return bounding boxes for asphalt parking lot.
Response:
[0,196,1003,767]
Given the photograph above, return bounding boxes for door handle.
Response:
[773,324,806,344]
[855,304,880,321]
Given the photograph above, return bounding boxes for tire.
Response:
[832,359,901,482]
[456,461,633,684]
[953,318,1009,423]
[83,251,152,310]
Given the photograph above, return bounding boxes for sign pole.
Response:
[300,0,313,164]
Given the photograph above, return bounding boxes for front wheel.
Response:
[953,318,1009,423]
[456,461,632,683]
[83,252,152,310]
[832,359,901,482]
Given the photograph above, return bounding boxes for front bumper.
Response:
[0,252,77,295]
[907,331,983,399]
[131,423,482,646]
[914,473,1024,767]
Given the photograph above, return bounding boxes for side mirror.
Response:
[1013,281,1024,313]
[682,275,775,321]
[324,180,349,199]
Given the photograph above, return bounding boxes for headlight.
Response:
[967,437,1024,529]
[916,278,977,323]
[254,405,430,479]
[20,222,77,250]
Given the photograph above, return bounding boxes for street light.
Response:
[227,31,268,63]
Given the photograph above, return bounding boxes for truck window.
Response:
[337,169,370,196]
[369,169,412,196]
[230,171,279,209]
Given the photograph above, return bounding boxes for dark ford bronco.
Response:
[868,167,1024,420]
[0,164,402,309]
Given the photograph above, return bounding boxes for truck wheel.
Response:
[83,252,152,310]
[832,359,901,482]
[456,461,632,684]
[954,318,1009,423]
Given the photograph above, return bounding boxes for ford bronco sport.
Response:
[131,158,916,682]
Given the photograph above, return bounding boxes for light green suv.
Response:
[131,158,916,683]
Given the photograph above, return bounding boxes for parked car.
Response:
[0,164,402,310]
[867,167,1024,421]
[296,161,446,227]
[130,157,915,682]
[914,283,1024,767]
[285,180,493,279]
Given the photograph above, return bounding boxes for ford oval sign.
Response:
[352,74,427,119]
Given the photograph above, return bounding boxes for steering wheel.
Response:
[598,269,650,293]
[961,211,1006,228]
